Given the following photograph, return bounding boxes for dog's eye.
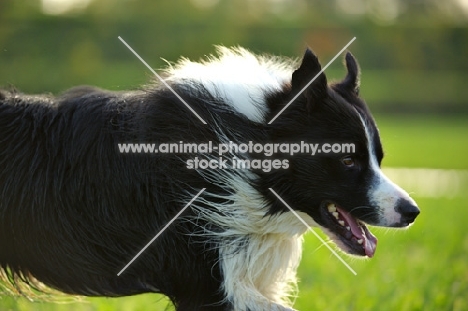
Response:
[341,156,355,167]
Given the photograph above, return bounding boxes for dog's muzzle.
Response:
[394,198,420,227]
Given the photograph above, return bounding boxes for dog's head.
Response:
[266,49,419,257]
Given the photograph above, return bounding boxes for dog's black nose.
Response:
[396,199,420,225]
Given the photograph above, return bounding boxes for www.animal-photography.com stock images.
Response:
[1,1,467,311]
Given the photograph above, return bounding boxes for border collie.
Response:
[0,46,419,310]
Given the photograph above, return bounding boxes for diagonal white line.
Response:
[268,188,357,276]
[118,36,207,125]
[268,37,356,125]
[117,188,206,276]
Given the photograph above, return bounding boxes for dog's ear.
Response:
[338,52,360,95]
[291,48,327,109]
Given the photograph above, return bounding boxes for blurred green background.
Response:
[1,0,467,310]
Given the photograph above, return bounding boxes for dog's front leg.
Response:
[222,278,298,311]
[218,234,303,311]
[229,299,297,311]
[264,304,297,311]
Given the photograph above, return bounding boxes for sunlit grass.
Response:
[376,115,468,170]
[295,196,468,311]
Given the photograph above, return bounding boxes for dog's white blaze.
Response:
[166,46,293,123]
[189,168,311,310]
[361,117,412,226]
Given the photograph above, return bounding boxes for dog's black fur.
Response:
[0,48,419,310]
[0,85,234,308]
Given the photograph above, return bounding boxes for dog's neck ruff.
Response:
[165,46,294,123]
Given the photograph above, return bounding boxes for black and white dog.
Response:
[0,46,419,310]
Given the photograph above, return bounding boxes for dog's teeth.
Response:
[327,204,337,213]
[346,226,350,231]
[338,220,345,226]
[332,212,339,219]
[357,239,363,244]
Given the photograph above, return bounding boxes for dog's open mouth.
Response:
[321,202,378,257]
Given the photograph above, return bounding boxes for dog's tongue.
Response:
[338,207,378,257]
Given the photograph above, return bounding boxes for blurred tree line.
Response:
[0,0,467,113]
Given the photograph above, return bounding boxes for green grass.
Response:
[375,115,468,170]
[1,115,467,310]
[295,196,468,311]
